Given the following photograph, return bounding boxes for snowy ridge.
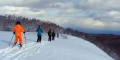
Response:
[0,31,114,60]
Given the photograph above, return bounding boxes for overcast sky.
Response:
[1,0,120,34]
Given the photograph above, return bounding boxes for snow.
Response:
[0,31,114,60]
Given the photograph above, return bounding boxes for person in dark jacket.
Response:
[36,25,43,42]
[48,29,52,42]
[52,31,55,40]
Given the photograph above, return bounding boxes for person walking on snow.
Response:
[48,29,52,42]
[12,21,25,47]
[36,25,43,42]
[52,31,55,40]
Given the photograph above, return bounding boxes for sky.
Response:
[0,0,120,34]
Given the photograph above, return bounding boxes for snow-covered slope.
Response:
[0,31,114,60]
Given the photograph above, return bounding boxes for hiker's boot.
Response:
[20,44,22,47]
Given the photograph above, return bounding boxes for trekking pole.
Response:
[24,33,26,47]
[9,34,14,47]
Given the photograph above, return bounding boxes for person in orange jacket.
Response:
[12,21,25,47]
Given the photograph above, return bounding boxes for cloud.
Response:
[78,0,120,10]
[107,10,120,19]
[0,0,120,34]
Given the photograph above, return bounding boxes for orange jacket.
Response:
[12,24,25,36]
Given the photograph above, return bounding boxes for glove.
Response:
[23,32,25,34]
[13,32,15,34]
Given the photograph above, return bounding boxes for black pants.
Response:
[48,35,52,41]
[37,35,41,42]
[52,36,55,40]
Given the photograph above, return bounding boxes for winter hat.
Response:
[16,21,21,25]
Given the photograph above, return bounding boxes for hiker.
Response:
[36,25,43,42]
[52,31,55,40]
[48,29,52,41]
[57,33,59,38]
[12,21,25,47]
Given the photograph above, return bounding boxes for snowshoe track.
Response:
[0,41,49,60]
